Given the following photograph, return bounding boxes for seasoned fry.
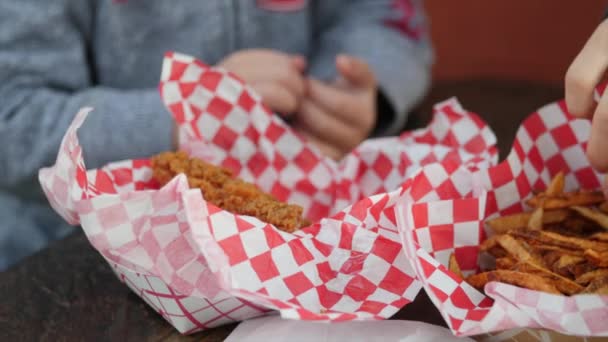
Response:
[570,262,597,278]
[575,269,608,285]
[526,191,605,209]
[527,206,544,230]
[571,206,608,230]
[582,275,608,294]
[511,261,584,295]
[495,257,517,269]
[513,230,608,252]
[448,253,464,279]
[552,254,586,277]
[467,270,561,294]
[583,249,608,267]
[532,244,584,257]
[496,234,545,268]
[591,231,608,242]
[486,209,569,234]
[600,201,608,214]
[545,171,565,196]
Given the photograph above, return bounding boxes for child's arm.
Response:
[0,0,173,186]
[308,0,433,136]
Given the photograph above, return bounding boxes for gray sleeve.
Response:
[309,0,433,136]
[0,0,173,187]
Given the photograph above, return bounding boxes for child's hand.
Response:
[565,19,608,172]
[294,54,377,160]
[219,49,306,115]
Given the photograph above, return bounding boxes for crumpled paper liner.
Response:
[397,96,608,338]
[38,52,496,334]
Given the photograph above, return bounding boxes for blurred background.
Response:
[426,0,607,85]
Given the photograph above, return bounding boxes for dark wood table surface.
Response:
[0,80,564,342]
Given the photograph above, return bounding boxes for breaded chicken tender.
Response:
[151,151,309,232]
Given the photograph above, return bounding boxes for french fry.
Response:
[570,262,597,278]
[531,244,584,257]
[513,230,608,252]
[511,261,584,295]
[496,234,546,268]
[526,191,605,209]
[495,257,517,269]
[486,209,569,234]
[600,201,608,214]
[575,269,608,285]
[583,249,608,267]
[551,254,586,278]
[480,236,507,257]
[466,270,561,294]
[448,253,464,279]
[582,275,608,294]
[571,206,608,230]
[591,231,608,242]
[545,171,565,196]
[527,206,544,231]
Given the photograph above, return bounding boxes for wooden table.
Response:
[0,80,563,342]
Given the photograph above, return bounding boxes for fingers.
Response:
[253,81,300,115]
[294,126,344,160]
[296,99,362,151]
[335,54,376,88]
[587,92,608,171]
[306,78,370,126]
[565,19,608,118]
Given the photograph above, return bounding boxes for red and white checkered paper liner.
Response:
[396,97,608,337]
[38,52,497,334]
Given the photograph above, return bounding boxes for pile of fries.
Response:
[450,172,608,295]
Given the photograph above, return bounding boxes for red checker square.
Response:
[466,308,490,321]
[383,206,397,226]
[207,97,233,120]
[75,167,87,190]
[237,90,256,111]
[217,235,249,265]
[199,70,223,91]
[169,60,188,80]
[449,317,463,331]
[111,168,133,186]
[372,153,393,179]
[338,223,357,250]
[133,159,151,169]
[369,194,390,220]
[523,113,546,140]
[488,162,514,188]
[344,275,376,301]
[246,152,270,177]
[287,239,315,266]
[449,286,476,309]
[429,224,454,251]
[575,168,601,189]
[429,284,449,302]
[513,140,525,160]
[179,82,197,98]
[464,135,487,154]
[339,251,365,274]
[410,175,433,201]
[242,125,260,144]
[526,147,544,172]
[283,271,315,297]
[307,202,329,223]
[262,226,287,248]
[550,124,578,149]
[270,182,290,202]
[212,126,238,150]
[316,284,341,309]
[265,121,286,143]
[515,173,531,198]
[294,149,318,173]
[582,308,608,333]
[452,199,479,223]
[500,202,525,216]
[379,266,414,296]
[272,153,287,171]
[249,251,280,281]
[546,154,569,176]
[370,236,402,263]
[169,102,186,123]
[221,156,242,175]
[97,204,129,229]
[294,179,317,196]
[165,236,194,270]
[95,170,117,194]
[234,215,256,232]
[316,261,336,283]
[454,246,480,270]
[358,301,387,315]
[411,203,428,228]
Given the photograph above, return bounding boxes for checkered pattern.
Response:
[38,52,498,334]
[396,97,608,337]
